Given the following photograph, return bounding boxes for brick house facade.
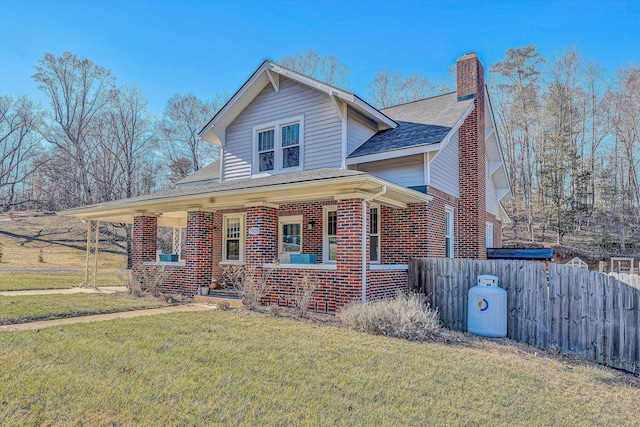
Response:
[63,52,511,312]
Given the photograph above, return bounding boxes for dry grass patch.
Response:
[0,213,126,269]
[0,293,165,325]
[0,310,638,426]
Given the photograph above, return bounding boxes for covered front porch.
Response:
[62,169,432,311]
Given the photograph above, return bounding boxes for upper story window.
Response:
[253,116,304,175]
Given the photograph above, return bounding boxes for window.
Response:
[369,206,380,263]
[323,206,337,263]
[257,129,275,172]
[279,215,302,263]
[486,222,494,249]
[445,207,454,258]
[253,117,303,175]
[223,214,245,262]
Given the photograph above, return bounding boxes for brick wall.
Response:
[457,52,487,259]
[184,211,214,294]
[382,187,458,263]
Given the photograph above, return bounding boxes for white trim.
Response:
[341,105,348,170]
[263,262,337,270]
[143,261,186,267]
[423,152,430,185]
[346,142,442,165]
[322,205,338,264]
[219,261,245,266]
[369,264,408,271]
[219,146,225,182]
[445,206,455,259]
[265,69,279,92]
[252,115,304,176]
[222,213,246,262]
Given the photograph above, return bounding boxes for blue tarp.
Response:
[486,248,554,260]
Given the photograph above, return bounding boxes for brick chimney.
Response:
[456,52,486,259]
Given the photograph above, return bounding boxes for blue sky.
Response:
[1,0,639,115]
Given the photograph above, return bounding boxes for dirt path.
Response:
[0,286,128,296]
[0,304,216,331]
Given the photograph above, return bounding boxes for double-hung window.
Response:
[222,214,245,262]
[254,116,303,175]
[369,206,380,263]
[445,207,454,258]
[323,206,338,263]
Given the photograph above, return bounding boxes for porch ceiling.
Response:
[59,168,432,223]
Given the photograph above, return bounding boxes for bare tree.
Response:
[280,49,350,88]
[0,95,43,210]
[367,68,436,108]
[161,93,225,173]
[490,45,544,242]
[33,51,115,206]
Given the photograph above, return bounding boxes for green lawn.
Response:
[0,293,165,325]
[0,310,638,426]
[0,271,124,291]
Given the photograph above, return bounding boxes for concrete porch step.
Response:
[194,292,243,307]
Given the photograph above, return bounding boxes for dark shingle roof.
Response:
[348,92,474,158]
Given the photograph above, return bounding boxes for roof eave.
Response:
[60,174,431,220]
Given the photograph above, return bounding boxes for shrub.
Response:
[217,300,231,311]
[130,267,168,298]
[238,265,274,310]
[338,293,440,341]
[38,248,45,263]
[0,241,3,263]
[293,273,318,317]
[219,265,245,289]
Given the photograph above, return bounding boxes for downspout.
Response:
[361,185,386,303]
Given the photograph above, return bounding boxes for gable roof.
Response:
[175,160,220,187]
[199,61,397,146]
[347,92,475,161]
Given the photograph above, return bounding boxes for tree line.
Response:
[491,45,639,252]
[1,48,638,253]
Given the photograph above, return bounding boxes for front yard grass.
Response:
[1,310,638,426]
[0,271,124,291]
[0,293,165,325]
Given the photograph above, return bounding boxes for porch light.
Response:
[307,219,316,230]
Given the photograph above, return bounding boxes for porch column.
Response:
[245,204,278,267]
[132,215,157,269]
[185,211,214,295]
[336,198,366,306]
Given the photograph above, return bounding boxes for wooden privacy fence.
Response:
[409,258,640,374]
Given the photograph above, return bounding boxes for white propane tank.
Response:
[468,274,507,337]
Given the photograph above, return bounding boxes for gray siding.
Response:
[430,131,459,197]
[347,109,377,155]
[223,77,342,180]
[354,154,424,188]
